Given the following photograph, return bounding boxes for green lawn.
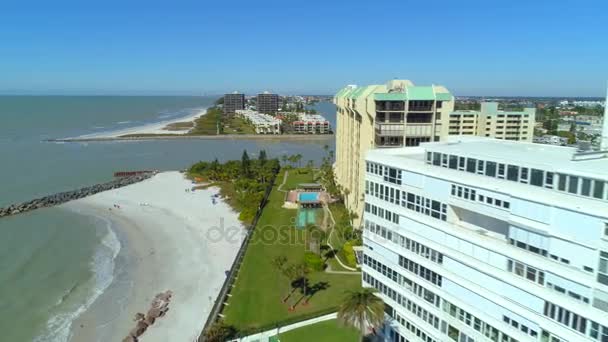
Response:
[277,319,359,342]
[223,169,362,332]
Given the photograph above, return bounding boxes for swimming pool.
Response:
[299,192,319,202]
[296,208,317,228]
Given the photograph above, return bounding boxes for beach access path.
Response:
[65,171,244,342]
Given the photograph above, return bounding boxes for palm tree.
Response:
[338,288,385,341]
[293,262,310,308]
[282,264,298,304]
[271,255,288,301]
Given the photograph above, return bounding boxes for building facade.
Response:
[223,92,245,115]
[257,92,279,114]
[292,113,332,134]
[449,102,535,142]
[361,137,608,342]
[334,80,455,227]
[235,110,281,134]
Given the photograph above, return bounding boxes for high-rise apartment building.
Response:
[334,80,455,227]
[449,102,535,142]
[223,92,245,115]
[257,91,279,114]
[362,137,608,342]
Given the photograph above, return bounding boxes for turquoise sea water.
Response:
[0,96,336,341]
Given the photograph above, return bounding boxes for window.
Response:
[449,155,458,169]
[599,251,608,286]
[466,158,476,173]
[558,174,567,191]
[582,178,592,196]
[477,160,484,174]
[594,181,605,199]
[530,169,544,187]
[545,172,554,188]
[568,176,579,194]
[458,156,465,170]
[485,161,497,177]
[498,164,506,178]
[433,152,441,166]
[507,165,519,181]
[520,167,529,183]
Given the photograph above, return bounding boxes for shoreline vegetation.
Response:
[52,101,334,142]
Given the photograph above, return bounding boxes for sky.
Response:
[0,0,607,97]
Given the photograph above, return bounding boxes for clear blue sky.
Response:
[1,0,607,96]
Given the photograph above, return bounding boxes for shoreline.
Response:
[63,172,245,342]
[72,107,209,140]
[48,133,334,143]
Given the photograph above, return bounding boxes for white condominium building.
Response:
[361,137,608,342]
[292,113,332,134]
[235,110,282,134]
[449,102,535,142]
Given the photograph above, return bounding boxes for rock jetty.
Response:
[123,290,173,342]
[0,172,155,218]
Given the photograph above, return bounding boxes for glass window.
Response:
[449,155,458,169]
[545,172,554,188]
[594,181,605,199]
[498,164,505,178]
[477,160,484,173]
[558,174,567,191]
[466,158,476,173]
[582,178,592,196]
[485,161,497,177]
[432,152,441,166]
[507,165,519,181]
[458,156,465,169]
[520,168,529,182]
[531,169,543,186]
[568,176,579,194]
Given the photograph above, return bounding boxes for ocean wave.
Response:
[116,121,132,125]
[33,216,121,342]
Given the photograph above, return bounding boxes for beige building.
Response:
[449,102,535,141]
[334,79,454,226]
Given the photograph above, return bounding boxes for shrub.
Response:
[304,251,325,272]
[339,242,357,268]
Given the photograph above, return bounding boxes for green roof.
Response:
[436,92,453,101]
[374,93,408,101]
[334,87,351,98]
[406,86,435,100]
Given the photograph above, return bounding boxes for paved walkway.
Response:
[234,313,337,342]
[324,205,359,272]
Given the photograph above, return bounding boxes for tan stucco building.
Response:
[334,80,454,227]
[449,102,535,141]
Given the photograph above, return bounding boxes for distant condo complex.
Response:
[334,79,537,227]
[223,91,245,115]
[361,137,608,342]
[257,91,279,114]
[450,102,535,141]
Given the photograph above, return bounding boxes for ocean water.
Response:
[0,96,336,341]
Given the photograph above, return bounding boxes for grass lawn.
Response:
[223,169,362,332]
[277,319,359,342]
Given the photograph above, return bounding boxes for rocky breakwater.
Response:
[0,172,156,218]
[123,290,173,342]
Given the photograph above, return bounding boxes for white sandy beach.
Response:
[64,171,244,342]
[75,107,208,139]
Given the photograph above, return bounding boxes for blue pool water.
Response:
[299,192,319,202]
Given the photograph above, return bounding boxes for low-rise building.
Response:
[292,113,332,134]
[235,110,281,134]
[449,102,535,142]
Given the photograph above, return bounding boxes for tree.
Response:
[293,263,310,307]
[338,289,385,341]
[282,264,298,304]
[281,154,289,167]
[295,153,303,168]
[241,150,251,178]
[204,321,236,342]
[272,255,288,301]
[258,149,267,166]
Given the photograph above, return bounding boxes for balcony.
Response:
[375,123,404,136]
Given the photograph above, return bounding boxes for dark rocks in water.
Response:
[0,172,155,219]
[129,321,149,338]
[134,312,145,321]
[123,290,173,341]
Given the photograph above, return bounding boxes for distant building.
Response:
[257,91,279,114]
[235,110,281,134]
[223,92,245,115]
[292,113,332,134]
[334,79,455,227]
[449,102,535,142]
[534,135,568,146]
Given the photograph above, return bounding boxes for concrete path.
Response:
[233,313,337,342]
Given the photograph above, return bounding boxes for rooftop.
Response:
[334,80,453,102]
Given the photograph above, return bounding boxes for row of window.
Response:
[365,181,448,222]
[502,316,538,338]
[599,251,608,286]
[364,269,518,342]
[366,161,403,185]
[451,184,511,210]
[364,203,400,224]
[546,282,590,304]
[557,173,606,200]
[394,314,438,342]
[543,301,608,341]
[443,300,519,342]
[398,255,443,287]
[507,259,545,285]
[366,181,401,204]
